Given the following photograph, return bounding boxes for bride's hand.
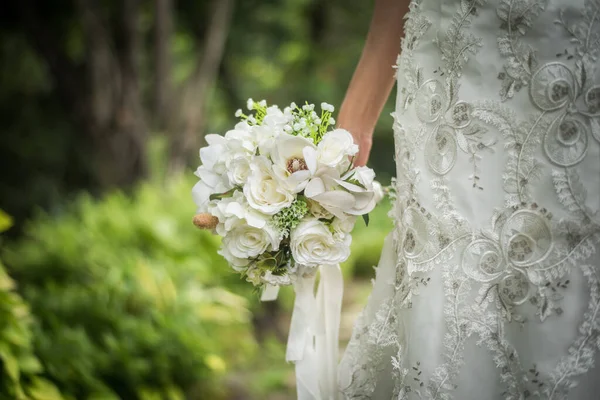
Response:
[352,132,373,167]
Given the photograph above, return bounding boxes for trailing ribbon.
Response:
[315,264,343,400]
[261,265,343,400]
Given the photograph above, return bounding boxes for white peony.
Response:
[271,134,315,193]
[219,220,280,269]
[244,156,295,215]
[290,218,352,267]
[316,129,358,171]
[207,190,269,236]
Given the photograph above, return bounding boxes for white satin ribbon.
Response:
[260,265,343,400]
[316,264,343,400]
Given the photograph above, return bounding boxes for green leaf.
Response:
[362,214,370,227]
[27,378,64,400]
[1,350,20,382]
[0,210,12,233]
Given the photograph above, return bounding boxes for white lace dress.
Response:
[338,0,600,398]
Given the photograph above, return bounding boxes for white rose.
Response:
[290,218,352,267]
[244,156,295,215]
[271,134,315,193]
[207,190,269,236]
[220,220,280,269]
[227,156,252,185]
[317,129,358,170]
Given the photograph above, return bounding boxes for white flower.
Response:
[227,156,252,186]
[192,134,233,211]
[224,121,256,157]
[337,166,379,215]
[247,98,254,110]
[235,109,242,117]
[270,134,315,193]
[219,220,280,269]
[207,190,268,236]
[330,216,357,237]
[316,129,358,170]
[254,106,291,154]
[290,218,351,267]
[244,156,295,215]
[321,102,334,112]
[307,199,333,219]
[199,134,228,174]
[373,181,384,203]
[329,117,335,125]
[302,153,356,218]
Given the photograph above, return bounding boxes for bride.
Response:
[337,0,600,398]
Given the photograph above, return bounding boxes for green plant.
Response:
[0,210,63,400]
[3,180,258,399]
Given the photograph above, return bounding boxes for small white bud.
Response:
[321,102,334,112]
[235,109,242,117]
[247,98,254,110]
[329,117,336,125]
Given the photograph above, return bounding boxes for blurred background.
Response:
[0,0,396,399]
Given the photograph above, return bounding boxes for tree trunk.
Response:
[168,0,235,174]
[77,0,148,189]
[19,0,148,191]
[153,0,174,130]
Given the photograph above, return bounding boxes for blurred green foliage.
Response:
[1,210,64,400]
[2,180,259,399]
[1,172,391,399]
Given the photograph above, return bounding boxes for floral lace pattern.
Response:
[340,0,600,399]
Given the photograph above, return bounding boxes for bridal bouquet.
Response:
[192,99,381,399]
[192,99,382,289]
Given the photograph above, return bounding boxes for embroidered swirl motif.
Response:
[340,0,600,399]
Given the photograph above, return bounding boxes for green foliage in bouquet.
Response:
[2,179,258,400]
[0,210,63,400]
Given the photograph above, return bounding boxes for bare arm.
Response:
[337,0,411,166]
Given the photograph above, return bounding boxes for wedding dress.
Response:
[339,0,600,398]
